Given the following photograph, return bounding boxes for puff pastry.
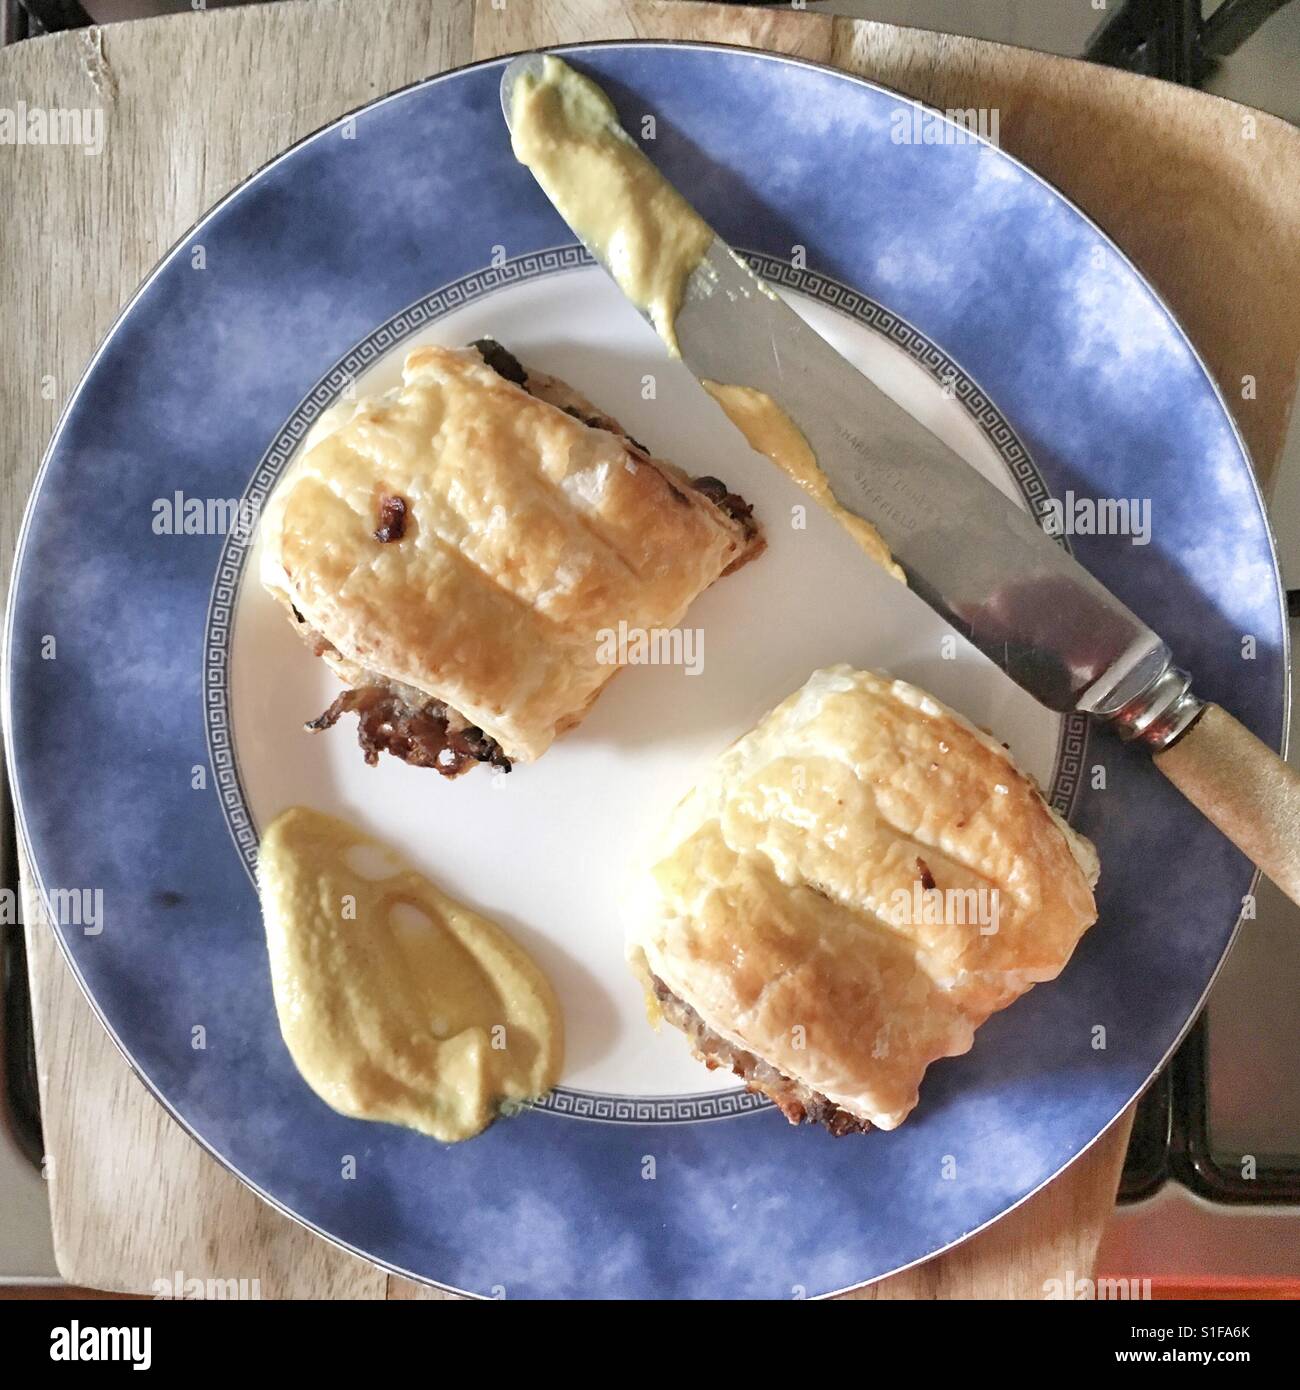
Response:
[260,342,762,773]
[629,666,1100,1133]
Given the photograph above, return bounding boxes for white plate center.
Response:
[226,262,1063,1103]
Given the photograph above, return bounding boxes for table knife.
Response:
[501,54,1300,907]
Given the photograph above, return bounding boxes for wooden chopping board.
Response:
[6,0,1298,1300]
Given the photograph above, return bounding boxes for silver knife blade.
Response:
[501,55,1193,739]
[675,241,1166,717]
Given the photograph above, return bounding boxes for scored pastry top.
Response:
[631,665,1100,1130]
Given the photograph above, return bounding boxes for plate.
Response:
[6,44,1285,1299]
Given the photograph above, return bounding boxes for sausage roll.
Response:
[629,666,1100,1133]
[259,341,762,774]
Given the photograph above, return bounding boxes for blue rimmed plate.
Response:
[5,44,1285,1299]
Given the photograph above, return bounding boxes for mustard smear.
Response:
[258,807,563,1142]
[702,380,905,582]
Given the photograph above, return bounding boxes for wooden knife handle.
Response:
[1154,702,1300,907]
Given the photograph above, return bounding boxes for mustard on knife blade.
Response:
[701,381,905,582]
[509,55,713,355]
[508,59,900,579]
[258,807,563,1142]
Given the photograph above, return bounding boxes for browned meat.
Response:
[306,686,512,777]
[690,475,760,546]
[373,494,407,543]
[282,602,512,777]
[470,336,528,387]
[650,977,871,1137]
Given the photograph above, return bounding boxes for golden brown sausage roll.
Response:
[260,342,762,774]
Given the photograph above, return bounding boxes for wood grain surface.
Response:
[8,0,1293,1299]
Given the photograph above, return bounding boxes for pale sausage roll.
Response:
[630,666,1099,1133]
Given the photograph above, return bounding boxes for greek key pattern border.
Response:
[748,254,1059,523]
[203,247,1089,1125]
[529,1087,772,1124]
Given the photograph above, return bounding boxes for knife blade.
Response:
[501,53,1168,725]
[502,53,1300,905]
